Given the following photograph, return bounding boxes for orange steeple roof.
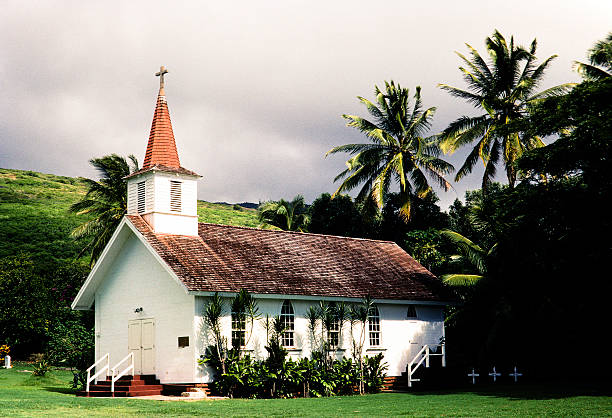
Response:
[142,66,180,169]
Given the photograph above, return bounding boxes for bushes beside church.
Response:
[200,347,387,398]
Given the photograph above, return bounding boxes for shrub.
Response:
[32,360,51,377]
[46,321,94,389]
[363,353,388,393]
[0,344,9,362]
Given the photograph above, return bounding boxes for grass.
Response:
[197,201,259,228]
[1,363,610,417]
[0,168,260,265]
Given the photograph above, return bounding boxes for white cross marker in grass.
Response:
[468,368,479,384]
[509,366,522,383]
[489,366,501,382]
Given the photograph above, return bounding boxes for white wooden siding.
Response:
[194,297,445,381]
[95,234,196,383]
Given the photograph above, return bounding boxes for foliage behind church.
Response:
[0,167,260,357]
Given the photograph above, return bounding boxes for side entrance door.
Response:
[128,318,155,374]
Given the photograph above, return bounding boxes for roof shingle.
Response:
[127,215,455,302]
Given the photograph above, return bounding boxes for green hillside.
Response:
[0,168,259,264]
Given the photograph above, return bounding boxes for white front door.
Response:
[128,319,155,374]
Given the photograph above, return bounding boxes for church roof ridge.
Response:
[196,221,397,245]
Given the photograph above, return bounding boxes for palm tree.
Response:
[70,154,139,265]
[574,32,612,80]
[440,230,494,286]
[441,189,499,286]
[327,81,453,220]
[257,195,310,231]
[439,30,574,189]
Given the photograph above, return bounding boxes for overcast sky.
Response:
[0,1,609,209]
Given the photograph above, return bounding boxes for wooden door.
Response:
[128,319,155,374]
[141,319,155,374]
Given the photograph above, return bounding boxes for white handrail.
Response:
[407,343,446,388]
[86,353,109,392]
[110,352,134,393]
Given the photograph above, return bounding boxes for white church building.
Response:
[71,68,455,392]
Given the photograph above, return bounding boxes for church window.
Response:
[231,309,246,348]
[170,180,182,212]
[137,181,146,214]
[280,300,295,347]
[326,303,340,348]
[368,306,381,346]
[406,305,417,319]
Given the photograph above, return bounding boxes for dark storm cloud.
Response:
[1,1,609,208]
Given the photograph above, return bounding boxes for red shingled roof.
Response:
[143,92,180,169]
[126,215,454,302]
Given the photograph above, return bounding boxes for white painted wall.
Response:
[194,296,445,381]
[127,171,198,235]
[95,233,197,383]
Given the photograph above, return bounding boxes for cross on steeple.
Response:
[155,66,169,94]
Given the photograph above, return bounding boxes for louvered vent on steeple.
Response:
[124,66,201,236]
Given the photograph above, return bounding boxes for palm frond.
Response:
[441,229,487,274]
[441,274,484,286]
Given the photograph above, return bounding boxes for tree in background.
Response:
[257,195,310,231]
[439,30,573,189]
[47,320,94,389]
[574,32,612,80]
[518,77,612,189]
[0,255,50,355]
[328,81,453,220]
[70,154,139,266]
[308,193,372,238]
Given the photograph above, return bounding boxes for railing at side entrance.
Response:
[110,352,134,393]
[407,343,446,388]
[86,353,109,392]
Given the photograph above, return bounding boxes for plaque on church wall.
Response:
[178,336,189,348]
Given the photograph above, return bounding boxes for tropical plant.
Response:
[440,230,493,286]
[257,195,310,231]
[201,292,227,375]
[574,32,612,80]
[328,81,453,220]
[230,289,260,352]
[32,359,51,377]
[348,295,374,394]
[363,353,388,393]
[69,154,139,265]
[439,30,573,189]
[440,188,501,286]
[264,316,289,397]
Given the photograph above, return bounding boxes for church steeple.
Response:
[142,66,181,170]
[125,66,201,236]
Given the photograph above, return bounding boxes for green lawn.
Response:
[1,364,610,417]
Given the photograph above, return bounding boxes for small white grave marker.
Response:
[489,366,501,382]
[468,368,479,384]
[509,366,522,382]
[4,355,11,369]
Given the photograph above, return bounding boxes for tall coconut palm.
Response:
[327,81,453,220]
[439,30,574,189]
[257,195,310,231]
[574,32,612,80]
[70,154,139,265]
